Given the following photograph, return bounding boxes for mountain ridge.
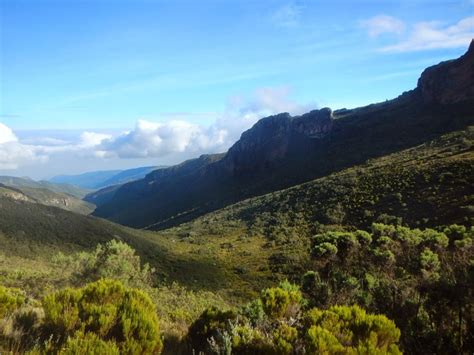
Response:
[0,176,94,214]
[92,42,474,230]
[50,165,164,190]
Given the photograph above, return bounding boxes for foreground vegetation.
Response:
[0,261,402,354]
[1,219,472,354]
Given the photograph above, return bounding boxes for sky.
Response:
[0,0,473,179]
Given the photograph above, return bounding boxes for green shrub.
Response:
[312,242,338,259]
[187,306,237,353]
[71,240,154,289]
[41,279,162,354]
[305,305,401,354]
[59,333,120,355]
[0,285,25,319]
[189,283,401,355]
[260,280,302,318]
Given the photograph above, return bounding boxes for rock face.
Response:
[292,108,333,137]
[222,108,333,174]
[417,40,474,105]
[92,43,474,230]
[0,184,31,202]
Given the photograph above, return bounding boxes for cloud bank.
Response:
[0,86,315,173]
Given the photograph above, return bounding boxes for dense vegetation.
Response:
[0,127,472,353]
[0,253,402,354]
[304,224,473,353]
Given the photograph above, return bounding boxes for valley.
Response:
[0,41,472,354]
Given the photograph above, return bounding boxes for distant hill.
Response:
[84,155,223,208]
[0,191,145,257]
[92,41,474,229]
[50,166,163,190]
[0,176,94,214]
[0,175,90,199]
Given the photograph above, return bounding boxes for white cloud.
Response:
[271,3,303,28]
[20,137,70,146]
[95,86,314,159]
[79,131,112,147]
[366,16,474,53]
[0,123,48,170]
[0,87,315,171]
[98,120,227,159]
[0,123,18,144]
[361,15,406,37]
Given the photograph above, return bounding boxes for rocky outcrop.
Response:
[417,39,474,105]
[222,108,333,173]
[292,108,333,137]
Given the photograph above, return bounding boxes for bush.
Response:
[187,306,237,353]
[60,333,120,355]
[41,279,162,354]
[71,240,154,289]
[305,305,401,354]
[188,283,402,354]
[260,280,302,318]
[0,285,25,319]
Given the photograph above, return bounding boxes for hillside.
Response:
[0,127,472,353]
[3,127,470,297]
[0,175,90,199]
[0,176,94,214]
[145,127,473,284]
[50,165,164,190]
[92,42,474,230]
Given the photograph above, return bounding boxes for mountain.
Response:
[147,126,473,290]
[84,155,223,208]
[50,166,163,190]
[92,42,474,230]
[0,176,94,214]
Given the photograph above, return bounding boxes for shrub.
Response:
[41,279,162,354]
[0,285,25,319]
[72,240,154,289]
[260,280,302,318]
[189,283,402,355]
[60,333,120,355]
[305,305,401,354]
[312,242,338,259]
[419,248,441,281]
[187,306,237,353]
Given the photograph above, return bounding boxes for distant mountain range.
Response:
[0,176,94,214]
[90,41,474,230]
[50,166,165,190]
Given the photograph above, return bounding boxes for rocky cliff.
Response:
[418,39,474,105]
[92,43,474,230]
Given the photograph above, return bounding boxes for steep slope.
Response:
[50,166,162,190]
[146,127,473,290]
[0,128,472,302]
[85,154,224,209]
[0,176,94,214]
[93,42,474,230]
[97,165,166,188]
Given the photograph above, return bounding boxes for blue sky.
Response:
[0,0,473,178]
